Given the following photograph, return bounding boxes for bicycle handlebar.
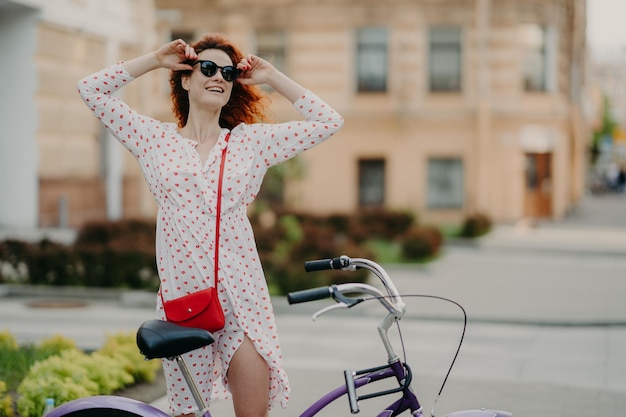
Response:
[287,286,333,304]
[304,255,351,272]
[288,256,406,318]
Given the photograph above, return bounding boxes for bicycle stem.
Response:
[379,312,401,363]
[350,258,407,363]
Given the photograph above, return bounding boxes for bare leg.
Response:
[227,336,270,417]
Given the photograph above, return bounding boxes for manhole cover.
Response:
[26,300,88,308]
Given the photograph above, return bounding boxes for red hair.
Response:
[169,34,269,129]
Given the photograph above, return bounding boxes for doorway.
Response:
[524,152,552,218]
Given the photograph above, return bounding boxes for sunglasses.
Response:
[193,60,241,82]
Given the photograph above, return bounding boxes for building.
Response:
[155,0,589,224]
[0,0,157,232]
[0,0,589,235]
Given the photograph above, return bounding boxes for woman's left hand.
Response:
[236,54,276,86]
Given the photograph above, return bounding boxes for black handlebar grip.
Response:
[304,256,348,272]
[287,286,332,304]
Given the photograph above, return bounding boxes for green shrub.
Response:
[351,209,415,241]
[22,240,81,286]
[0,332,18,351]
[98,332,160,384]
[0,380,13,417]
[9,333,160,417]
[0,240,30,284]
[0,333,77,404]
[401,226,443,261]
[460,213,492,238]
[0,333,41,394]
[11,334,88,417]
[17,351,99,417]
[254,211,372,294]
[2,331,160,417]
[62,350,134,395]
[0,220,159,290]
[35,336,77,359]
[74,219,158,289]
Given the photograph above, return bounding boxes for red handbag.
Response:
[160,134,230,333]
[161,287,224,333]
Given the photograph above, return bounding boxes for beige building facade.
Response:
[154,0,589,224]
[0,0,589,232]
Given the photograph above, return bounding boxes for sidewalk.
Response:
[468,193,626,256]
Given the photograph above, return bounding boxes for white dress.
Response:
[77,64,344,414]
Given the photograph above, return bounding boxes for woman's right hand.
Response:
[154,39,197,71]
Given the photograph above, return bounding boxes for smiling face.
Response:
[182,49,235,111]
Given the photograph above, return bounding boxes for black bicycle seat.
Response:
[136,319,215,359]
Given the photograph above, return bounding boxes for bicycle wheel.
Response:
[47,396,170,417]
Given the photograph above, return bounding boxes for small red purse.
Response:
[161,287,224,333]
[160,134,230,333]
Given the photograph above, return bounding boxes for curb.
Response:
[0,284,156,308]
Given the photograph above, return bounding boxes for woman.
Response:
[77,34,343,417]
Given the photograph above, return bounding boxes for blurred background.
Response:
[0,0,623,236]
[1,2,626,416]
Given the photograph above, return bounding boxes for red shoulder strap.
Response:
[214,133,230,288]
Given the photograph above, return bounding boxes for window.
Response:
[429,26,462,92]
[358,159,385,207]
[427,158,464,209]
[520,24,555,92]
[356,27,388,92]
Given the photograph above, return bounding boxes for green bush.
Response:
[34,336,77,360]
[401,226,443,261]
[1,333,79,417]
[17,351,99,417]
[22,240,81,286]
[2,331,160,417]
[352,208,415,241]
[0,220,159,290]
[460,213,492,238]
[0,332,20,417]
[0,332,69,400]
[74,220,158,289]
[0,240,30,284]
[0,380,13,417]
[98,332,160,384]
[1,208,458,294]
[253,211,373,294]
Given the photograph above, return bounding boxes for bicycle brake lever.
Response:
[312,303,348,321]
[311,286,366,320]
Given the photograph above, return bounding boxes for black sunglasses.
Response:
[193,60,241,82]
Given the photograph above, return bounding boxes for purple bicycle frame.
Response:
[299,360,420,417]
[295,359,511,417]
[45,368,508,417]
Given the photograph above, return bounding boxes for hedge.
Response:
[0,209,491,292]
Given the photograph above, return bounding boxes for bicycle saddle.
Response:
[136,319,215,359]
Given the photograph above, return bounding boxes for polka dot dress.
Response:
[78,64,344,415]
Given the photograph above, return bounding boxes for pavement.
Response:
[1,193,626,417]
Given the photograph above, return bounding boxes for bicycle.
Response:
[47,256,512,417]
